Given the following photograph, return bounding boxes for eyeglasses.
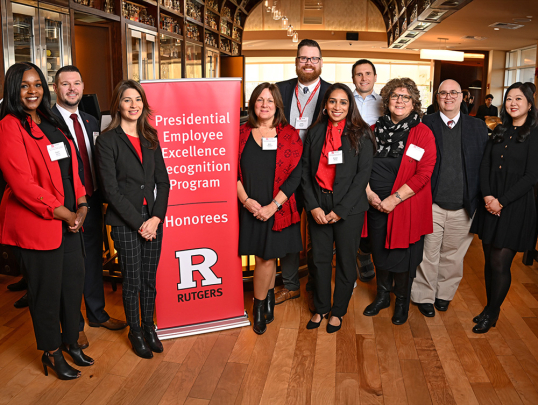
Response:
[297,56,321,64]
[390,93,412,103]
[438,90,462,99]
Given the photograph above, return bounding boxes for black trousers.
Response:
[13,231,85,351]
[308,192,364,317]
[110,206,163,330]
[280,187,315,292]
[79,191,109,330]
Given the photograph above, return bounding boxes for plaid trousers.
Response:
[111,206,163,329]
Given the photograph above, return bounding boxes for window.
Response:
[504,46,536,94]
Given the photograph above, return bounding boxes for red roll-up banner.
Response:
[141,79,249,339]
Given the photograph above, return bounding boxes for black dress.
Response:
[368,139,424,276]
[471,126,538,251]
[239,133,303,260]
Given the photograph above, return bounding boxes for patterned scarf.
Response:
[374,112,420,157]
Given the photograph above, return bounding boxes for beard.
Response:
[296,64,321,84]
[61,94,82,108]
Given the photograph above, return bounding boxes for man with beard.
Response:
[53,66,127,348]
[276,39,331,312]
[351,59,383,283]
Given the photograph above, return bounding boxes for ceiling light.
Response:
[292,31,298,43]
[464,53,485,59]
[494,27,500,30]
[420,49,464,61]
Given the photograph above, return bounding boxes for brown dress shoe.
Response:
[78,331,89,349]
[88,317,128,330]
[274,288,300,305]
[306,290,316,313]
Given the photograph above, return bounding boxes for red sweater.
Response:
[370,123,437,249]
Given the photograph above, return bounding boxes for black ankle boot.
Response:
[472,311,499,334]
[42,349,80,380]
[143,324,164,353]
[128,329,153,359]
[392,297,409,325]
[473,306,488,323]
[61,342,94,366]
[253,298,267,335]
[363,269,392,316]
[264,288,275,324]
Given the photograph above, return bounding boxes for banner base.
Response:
[156,312,251,340]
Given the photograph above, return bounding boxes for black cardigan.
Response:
[95,125,170,230]
[301,122,373,220]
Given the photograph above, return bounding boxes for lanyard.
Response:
[295,80,321,118]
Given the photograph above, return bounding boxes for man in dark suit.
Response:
[475,94,498,121]
[53,66,127,348]
[275,39,331,312]
[411,79,488,317]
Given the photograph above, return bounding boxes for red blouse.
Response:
[126,134,147,205]
[315,119,345,190]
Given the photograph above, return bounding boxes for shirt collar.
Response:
[297,77,321,93]
[56,103,80,122]
[439,111,460,127]
[353,88,380,101]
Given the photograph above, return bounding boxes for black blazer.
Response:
[424,112,488,217]
[276,77,332,125]
[302,122,374,220]
[52,104,100,189]
[95,125,170,230]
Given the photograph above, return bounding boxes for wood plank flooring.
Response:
[1,236,538,404]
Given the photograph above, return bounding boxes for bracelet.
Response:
[272,199,282,211]
[78,202,89,210]
[244,197,250,203]
[497,199,503,209]
[394,192,403,203]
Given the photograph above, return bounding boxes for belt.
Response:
[320,188,333,194]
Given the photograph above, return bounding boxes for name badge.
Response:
[262,137,278,150]
[47,142,70,162]
[93,132,99,145]
[405,144,425,161]
[328,150,343,164]
[295,117,309,129]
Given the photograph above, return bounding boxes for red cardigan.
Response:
[368,122,437,249]
[0,114,86,250]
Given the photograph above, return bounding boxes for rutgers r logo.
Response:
[175,248,222,290]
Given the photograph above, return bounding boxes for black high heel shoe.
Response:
[143,324,164,353]
[264,288,275,324]
[473,307,488,324]
[253,298,267,335]
[128,329,153,359]
[327,316,342,334]
[472,313,498,334]
[42,349,80,380]
[306,313,327,329]
[61,342,94,366]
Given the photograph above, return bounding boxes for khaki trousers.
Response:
[411,204,473,304]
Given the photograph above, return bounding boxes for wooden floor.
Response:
[2,236,538,405]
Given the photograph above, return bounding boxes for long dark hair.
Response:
[247,82,288,128]
[105,80,159,149]
[0,62,65,137]
[492,82,537,143]
[313,83,376,154]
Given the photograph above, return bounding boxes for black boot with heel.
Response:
[364,269,392,316]
[61,342,94,366]
[253,298,267,335]
[265,288,275,324]
[128,328,153,359]
[143,323,164,353]
[42,349,80,380]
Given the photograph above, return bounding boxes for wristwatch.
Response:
[272,199,282,211]
[78,202,90,210]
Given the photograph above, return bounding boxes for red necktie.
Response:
[70,113,94,197]
[447,120,454,129]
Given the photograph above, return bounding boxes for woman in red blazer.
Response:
[0,63,91,380]
[363,78,436,325]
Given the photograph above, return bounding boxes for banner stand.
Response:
[156,311,250,340]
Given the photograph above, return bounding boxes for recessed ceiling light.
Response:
[494,28,500,30]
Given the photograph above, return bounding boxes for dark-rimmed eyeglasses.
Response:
[297,56,321,64]
[438,90,462,99]
[390,93,412,103]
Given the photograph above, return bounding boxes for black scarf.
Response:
[374,112,421,157]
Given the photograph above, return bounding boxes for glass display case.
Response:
[205,49,219,78]
[126,26,158,81]
[160,34,182,79]
[185,42,202,78]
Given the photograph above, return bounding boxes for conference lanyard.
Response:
[295,80,321,118]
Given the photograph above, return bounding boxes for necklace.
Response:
[34,115,41,125]
[258,126,275,138]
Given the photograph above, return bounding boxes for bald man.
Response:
[411,79,488,317]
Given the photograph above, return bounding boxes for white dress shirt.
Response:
[55,104,97,191]
[353,89,384,126]
[440,111,461,128]
[297,77,321,95]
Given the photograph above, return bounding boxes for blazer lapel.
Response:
[52,104,83,163]
[334,135,350,181]
[310,123,326,177]
[116,127,143,166]
[80,111,97,156]
[432,113,445,159]
[30,124,64,196]
[140,135,151,173]
[284,79,297,122]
